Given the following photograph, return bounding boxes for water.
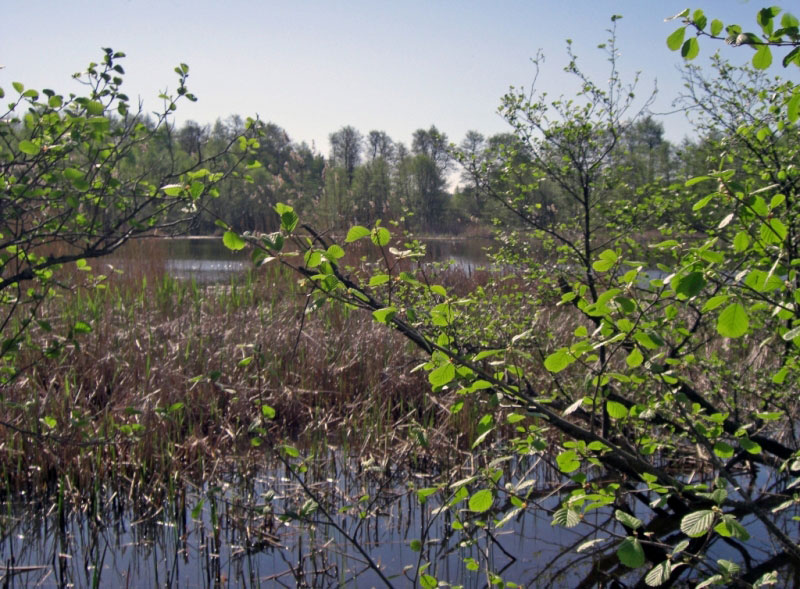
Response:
[110,236,493,284]
[2,451,795,588]
[0,455,592,588]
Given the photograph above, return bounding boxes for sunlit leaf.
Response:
[371,227,390,246]
[468,489,494,513]
[615,509,642,530]
[717,303,749,338]
[607,401,629,420]
[667,27,686,50]
[18,140,39,155]
[681,37,700,59]
[752,44,773,69]
[556,450,580,473]
[551,506,581,528]
[545,349,573,373]
[681,509,715,537]
[345,225,370,242]
[223,231,246,251]
[645,561,672,586]
[429,362,455,387]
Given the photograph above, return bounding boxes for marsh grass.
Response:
[0,242,501,502]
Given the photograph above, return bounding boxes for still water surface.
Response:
[108,236,493,284]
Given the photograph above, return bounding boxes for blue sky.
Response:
[3,1,798,155]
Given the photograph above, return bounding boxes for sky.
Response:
[3,1,798,157]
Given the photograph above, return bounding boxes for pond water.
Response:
[108,236,493,284]
[2,451,795,588]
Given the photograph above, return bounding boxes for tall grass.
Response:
[1,240,495,499]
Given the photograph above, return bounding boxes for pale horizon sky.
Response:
[3,1,798,157]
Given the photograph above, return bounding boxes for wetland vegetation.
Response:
[3,7,800,588]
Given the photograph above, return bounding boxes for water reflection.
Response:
[4,450,795,588]
[0,454,597,588]
[109,237,493,285]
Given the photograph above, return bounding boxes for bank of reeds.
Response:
[0,241,500,499]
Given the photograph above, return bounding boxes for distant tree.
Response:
[329,126,363,185]
[177,120,210,160]
[412,125,451,174]
[366,130,394,162]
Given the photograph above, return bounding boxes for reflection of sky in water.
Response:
[0,458,600,588]
[165,258,249,283]
[2,454,794,588]
[118,237,495,284]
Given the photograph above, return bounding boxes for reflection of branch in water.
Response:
[530,513,616,588]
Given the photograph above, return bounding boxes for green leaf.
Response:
[345,225,370,242]
[416,487,438,503]
[714,515,750,540]
[717,303,749,338]
[680,509,715,537]
[18,140,39,155]
[626,347,643,368]
[645,561,672,587]
[191,500,204,519]
[223,231,246,251]
[667,27,686,51]
[544,349,573,373]
[282,445,300,458]
[733,231,751,253]
[685,175,711,187]
[717,559,741,576]
[369,274,391,287]
[752,44,773,70]
[607,401,629,420]
[420,574,438,589]
[371,227,390,246]
[372,307,396,324]
[593,249,618,272]
[784,46,800,69]
[551,506,581,528]
[676,271,705,298]
[713,441,734,458]
[161,184,183,196]
[410,539,422,552]
[304,250,322,268]
[261,404,276,419]
[691,10,707,31]
[786,92,800,123]
[468,489,494,513]
[85,100,105,115]
[325,244,345,260]
[73,321,92,334]
[710,19,723,37]
[615,509,643,530]
[556,450,580,473]
[429,362,455,387]
[703,295,729,312]
[617,536,646,568]
[681,37,700,60]
[281,211,299,233]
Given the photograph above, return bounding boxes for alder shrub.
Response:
[226,12,800,589]
[0,49,262,383]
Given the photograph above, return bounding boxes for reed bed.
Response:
[0,241,502,502]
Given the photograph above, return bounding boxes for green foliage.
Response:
[235,9,800,587]
[0,48,257,382]
[668,6,800,69]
